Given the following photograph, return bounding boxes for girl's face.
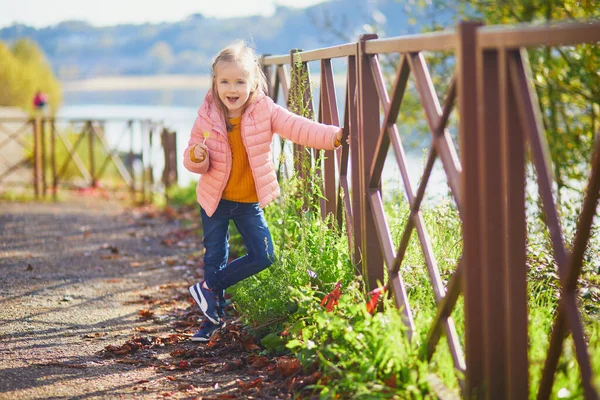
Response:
[214,61,254,118]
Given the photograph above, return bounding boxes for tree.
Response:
[434,0,600,203]
[0,38,62,113]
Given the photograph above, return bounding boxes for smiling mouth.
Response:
[226,96,239,104]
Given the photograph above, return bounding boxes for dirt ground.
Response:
[0,196,300,400]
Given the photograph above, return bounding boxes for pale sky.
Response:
[0,0,329,29]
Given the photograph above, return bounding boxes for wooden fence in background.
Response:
[0,117,178,202]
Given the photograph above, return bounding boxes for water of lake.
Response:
[60,89,452,205]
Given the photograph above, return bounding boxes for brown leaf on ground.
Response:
[116,358,142,365]
[222,358,244,372]
[134,326,157,333]
[139,309,155,319]
[289,371,322,392]
[170,349,186,358]
[156,334,186,345]
[164,258,178,266]
[189,357,209,366]
[103,343,137,356]
[239,334,261,352]
[177,383,194,391]
[237,377,262,389]
[247,355,270,369]
[277,356,301,377]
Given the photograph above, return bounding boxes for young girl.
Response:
[183,41,343,342]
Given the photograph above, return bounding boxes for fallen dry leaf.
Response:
[277,357,301,377]
[239,334,260,352]
[134,326,157,333]
[139,309,155,319]
[237,377,262,390]
[247,355,269,369]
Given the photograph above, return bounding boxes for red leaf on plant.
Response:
[321,282,342,312]
[366,286,387,315]
[384,374,397,388]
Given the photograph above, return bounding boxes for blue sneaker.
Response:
[189,281,220,324]
[191,318,224,342]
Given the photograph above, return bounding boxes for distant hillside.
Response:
[0,0,455,80]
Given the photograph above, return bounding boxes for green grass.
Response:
[227,180,600,398]
[168,161,599,398]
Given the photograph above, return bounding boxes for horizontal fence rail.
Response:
[0,117,178,202]
[262,19,600,399]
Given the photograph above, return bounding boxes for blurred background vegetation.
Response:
[0,38,62,113]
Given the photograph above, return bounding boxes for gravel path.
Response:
[0,198,198,399]
[0,197,296,400]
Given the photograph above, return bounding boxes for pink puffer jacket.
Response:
[183,91,340,217]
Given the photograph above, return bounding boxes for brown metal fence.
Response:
[262,20,600,399]
[0,117,178,202]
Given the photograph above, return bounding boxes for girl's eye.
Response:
[237,81,245,85]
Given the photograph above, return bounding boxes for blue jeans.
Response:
[201,199,275,292]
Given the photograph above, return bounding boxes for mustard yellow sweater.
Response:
[222,116,258,203]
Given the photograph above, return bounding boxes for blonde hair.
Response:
[211,41,268,131]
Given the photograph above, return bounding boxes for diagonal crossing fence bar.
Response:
[262,19,600,399]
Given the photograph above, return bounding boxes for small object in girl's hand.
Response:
[203,131,210,144]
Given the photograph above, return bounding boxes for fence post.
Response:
[457,20,484,398]
[40,118,47,198]
[502,49,529,400]
[347,54,361,268]
[87,121,97,188]
[33,117,42,199]
[478,46,509,399]
[319,58,339,222]
[128,120,136,202]
[50,118,57,200]
[161,128,178,202]
[357,34,383,291]
[149,124,155,198]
